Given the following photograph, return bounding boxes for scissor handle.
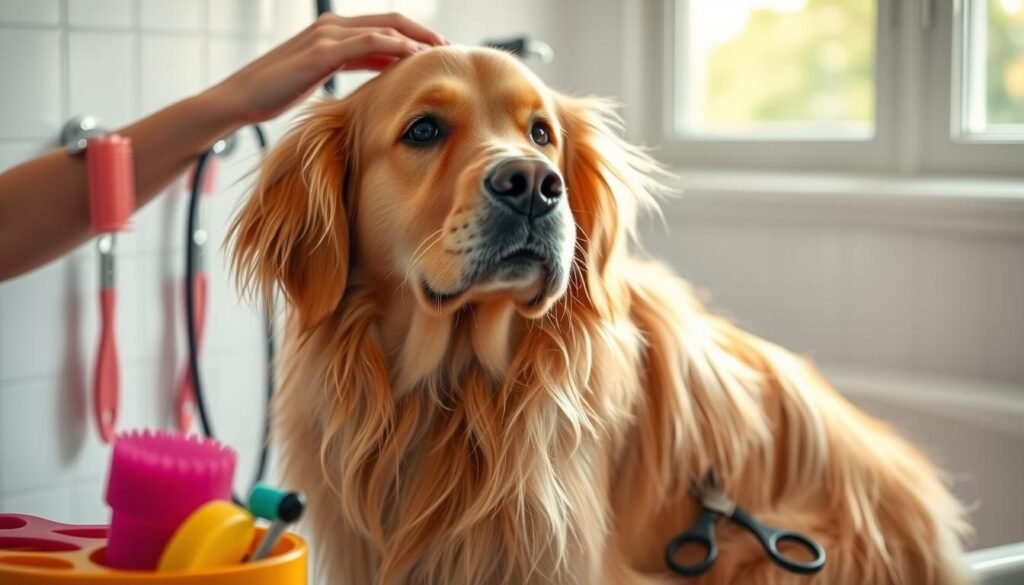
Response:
[665,508,719,576]
[731,508,826,574]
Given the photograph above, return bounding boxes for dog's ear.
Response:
[230,100,355,331]
[555,94,664,316]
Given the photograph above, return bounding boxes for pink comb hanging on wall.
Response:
[86,135,135,443]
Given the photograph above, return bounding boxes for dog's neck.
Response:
[377,286,527,395]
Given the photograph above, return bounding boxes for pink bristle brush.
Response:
[104,429,237,570]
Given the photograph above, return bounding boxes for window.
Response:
[958,0,1024,139]
[644,0,1024,175]
[676,0,877,139]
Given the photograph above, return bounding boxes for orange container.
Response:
[0,515,306,585]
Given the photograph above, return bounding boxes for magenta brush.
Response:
[103,429,237,570]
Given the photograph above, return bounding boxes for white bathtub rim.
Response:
[965,541,1024,579]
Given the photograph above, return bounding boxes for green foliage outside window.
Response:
[695,0,1022,130]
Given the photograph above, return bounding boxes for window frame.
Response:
[919,0,1024,175]
[641,0,1024,177]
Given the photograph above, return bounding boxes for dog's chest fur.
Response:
[274,293,643,584]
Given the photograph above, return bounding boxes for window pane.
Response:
[962,0,1024,137]
[675,0,876,138]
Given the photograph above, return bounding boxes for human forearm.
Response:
[0,12,443,282]
[0,93,239,281]
[121,91,241,213]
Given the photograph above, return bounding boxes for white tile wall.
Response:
[0,0,60,26]
[68,0,134,29]
[0,0,318,527]
[0,144,43,174]
[838,230,914,369]
[985,240,1024,382]
[208,36,264,85]
[139,36,205,114]
[266,0,314,43]
[68,31,137,127]
[647,214,1024,387]
[909,235,992,378]
[0,254,94,381]
[2,485,74,521]
[207,0,273,35]
[139,0,202,32]
[0,29,62,139]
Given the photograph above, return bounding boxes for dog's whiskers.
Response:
[393,227,448,294]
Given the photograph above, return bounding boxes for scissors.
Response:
[665,470,826,577]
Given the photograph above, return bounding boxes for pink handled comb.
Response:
[104,430,237,570]
[87,135,134,443]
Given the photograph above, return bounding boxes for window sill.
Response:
[658,170,1024,235]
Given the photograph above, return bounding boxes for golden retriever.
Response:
[230,47,970,584]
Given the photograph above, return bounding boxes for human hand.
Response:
[204,12,446,124]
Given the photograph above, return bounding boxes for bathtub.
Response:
[968,542,1024,584]
[823,364,1024,582]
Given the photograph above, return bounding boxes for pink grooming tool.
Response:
[87,135,134,233]
[104,429,237,570]
[0,514,108,570]
[87,135,135,443]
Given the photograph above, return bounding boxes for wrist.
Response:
[189,85,248,136]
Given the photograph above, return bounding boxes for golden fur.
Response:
[230,47,971,584]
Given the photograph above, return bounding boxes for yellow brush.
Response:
[157,501,255,573]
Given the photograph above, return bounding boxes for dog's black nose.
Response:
[485,158,564,219]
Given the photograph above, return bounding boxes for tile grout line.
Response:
[132,0,142,117]
[58,0,70,124]
[0,22,274,41]
[0,23,61,32]
[0,351,256,386]
[0,136,66,145]
[36,0,70,521]
[200,0,210,88]
[129,0,140,121]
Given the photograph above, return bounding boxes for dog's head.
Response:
[231,47,659,332]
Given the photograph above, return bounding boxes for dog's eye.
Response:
[404,117,442,145]
[530,121,551,146]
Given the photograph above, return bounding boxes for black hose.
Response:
[249,125,273,488]
[317,0,336,95]
[185,124,272,505]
